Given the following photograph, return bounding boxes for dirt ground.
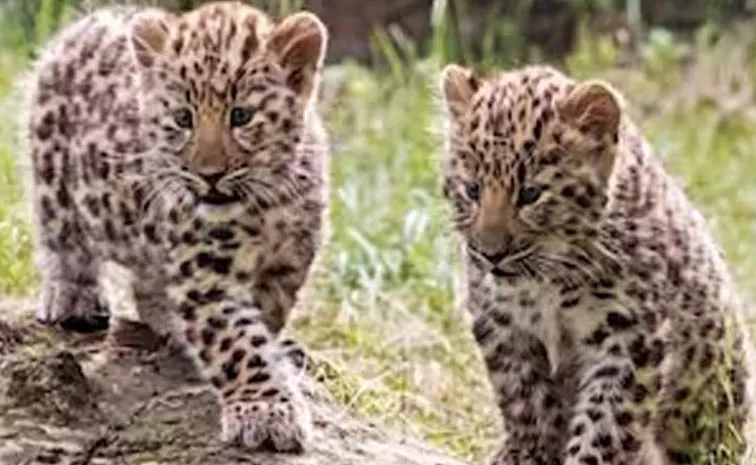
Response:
[0,299,470,465]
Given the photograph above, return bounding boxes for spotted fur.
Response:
[21,1,329,452]
[439,64,755,465]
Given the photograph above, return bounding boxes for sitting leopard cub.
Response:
[21,1,329,452]
[438,64,755,465]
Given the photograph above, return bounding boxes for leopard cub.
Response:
[438,64,755,465]
[21,1,329,452]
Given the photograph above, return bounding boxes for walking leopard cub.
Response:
[21,1,329,452]
[439,64,755,465]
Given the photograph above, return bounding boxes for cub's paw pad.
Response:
[37,281,109,332]
[220,395,312,453]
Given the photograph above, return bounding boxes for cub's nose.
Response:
[200,172,225,187]
[481,251,507,264]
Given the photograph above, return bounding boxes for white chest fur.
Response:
[485,274,565,372]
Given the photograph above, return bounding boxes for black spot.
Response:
[207,316,227,330]
[231,349,246,364]
[649,338,665,366]
[561,297,581,308]
[222,306,238,315]
[205,287,225,301]
[179,303,196,321]
[594,365,620,379]
[621,370,635,389]
[606,311,636,330]
[572,422,586,436]
[264,264,298,278]
[182,231,198,245]
[211,256,232,274]
[629,337,649,367]
[223,361,239,381]
[576,196,591,208]
[621,433,641,452]
[587,409,603,421]
[492,311,511,326]
[516,163,526,184]
[632,383,648,402]
[579,454,598,465]
[144,223,160,243]
[234,317,254,327]
[219,337,233,352]
[261,388,279,398]
[673,387,690,402]
[196,252,232,275]
[201,328,215,346]
[585,327,609,346]
[608,343,623,356]
[250,335,267,347]
[209,226,235,241]
[595,433,612,448]
[196,252,212,268]
[532,120,542,140]
[472,316,494,343]
[616,410,633,426]
[248,371,271,384]
[179,260,192,277]
[592,291,614,300]
[56,186,72,209]
[247,355,266,368]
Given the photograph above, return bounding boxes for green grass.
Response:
[1,11,756,463]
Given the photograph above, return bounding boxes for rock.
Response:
[0,301,470,465]
[1,351,102,427]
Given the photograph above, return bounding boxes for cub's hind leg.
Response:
[24,61,108,331]
[32,193,108,332]
[655,318,751,465]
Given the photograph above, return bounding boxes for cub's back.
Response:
[22,8,157,173]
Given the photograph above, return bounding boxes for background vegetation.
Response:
[0,0,755,461]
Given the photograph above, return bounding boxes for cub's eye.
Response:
[517,185,543,206]
[230,107,253,127]
[465,181,481,202]
[173,108,194,130]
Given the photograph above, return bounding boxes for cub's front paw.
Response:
[220,389,312,453]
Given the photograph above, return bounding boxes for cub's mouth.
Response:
[199,187,242,206]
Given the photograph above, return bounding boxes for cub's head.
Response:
[439,64,623,277]
[129,2,327,209]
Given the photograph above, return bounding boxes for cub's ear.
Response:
[130,12,173,69]
[558,80,622,141]
[440,64,481,120]
[267,12,328,99]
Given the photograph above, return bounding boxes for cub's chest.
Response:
[483,275,622,370]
